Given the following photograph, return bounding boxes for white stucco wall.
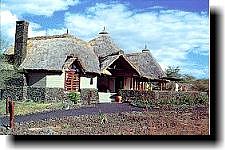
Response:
[80,76,97,89]
[46,72,65,88]
[46,71,97,89]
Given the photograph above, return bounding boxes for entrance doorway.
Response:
[115,77,124,92]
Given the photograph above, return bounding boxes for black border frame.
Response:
[10,4,220,146]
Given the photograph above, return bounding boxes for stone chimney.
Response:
[14,21,29,66]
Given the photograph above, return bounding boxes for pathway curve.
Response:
[0,103,143,125]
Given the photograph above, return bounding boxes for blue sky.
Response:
[0,0,209,79]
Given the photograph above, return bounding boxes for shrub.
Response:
[68,92,80,104]
[127,90,208,108]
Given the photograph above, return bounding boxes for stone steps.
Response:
[99,92,116,103]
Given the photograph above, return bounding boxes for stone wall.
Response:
[27,87,68,102]
[1,86,24,101]
[1,73,25,101]
[1,86,68,102]
[118,90,155,103]
[1,86,100,104]
[80,88,99,105]
[45,88,68,102]
[118,89,208,106]
[27,87,46,102]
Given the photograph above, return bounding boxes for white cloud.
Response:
[1,2,209,78]
[64,3,209,78]
[0,10,18,41]
[2,0,79,17]
[0,10,65,46]
[0,10,18,51]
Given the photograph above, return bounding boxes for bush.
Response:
[129,91,208,108]
[68,92,80,104]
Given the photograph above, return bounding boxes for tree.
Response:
[192,79,209,92]
[182,74,196,83]
[165,66,182,78]
[0,37,22,89]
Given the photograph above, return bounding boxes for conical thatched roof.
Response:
[12,34,100,73]
[88,33,123,57]
[125,51,166,79]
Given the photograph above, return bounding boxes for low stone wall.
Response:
[45,88,68,102]
[80,88,99,105]
[1,86,24,101]
[27,87,46,102]
[118,90,155,103]
[118,90,208,106]
[1,86,100,105]
[1,86,68,102]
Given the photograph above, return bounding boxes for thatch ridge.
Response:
[27,34,74,40]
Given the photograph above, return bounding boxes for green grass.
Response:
[0,100,64,116]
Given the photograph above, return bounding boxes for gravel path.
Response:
[0,103,143,125]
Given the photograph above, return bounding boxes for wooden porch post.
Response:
[108,76,110,92]
[131,77,133,90]
[137,80,139,90]
[64,70,67,91]
[143,82,145,91]
[134,78,136,90]
[149,82,152,91]
[123,77,126,89]
[160,82,163,91]
[140,82,142,91]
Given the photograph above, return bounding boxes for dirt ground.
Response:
[1,106,208,135]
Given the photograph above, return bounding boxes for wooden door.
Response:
[65,70,80,91]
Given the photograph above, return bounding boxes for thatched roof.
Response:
[100,55,119,70]
[101,54,141,75]
[88,33,123,57]
[4,28,165,79]
[9,34,100,73]
[125,51,166,79]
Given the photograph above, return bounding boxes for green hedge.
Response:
[119,90,208,108]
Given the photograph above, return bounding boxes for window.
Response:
[90,77,93,85]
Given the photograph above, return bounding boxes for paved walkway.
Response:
[0,103,143,125]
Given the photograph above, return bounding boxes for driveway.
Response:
[0,103,143,125]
